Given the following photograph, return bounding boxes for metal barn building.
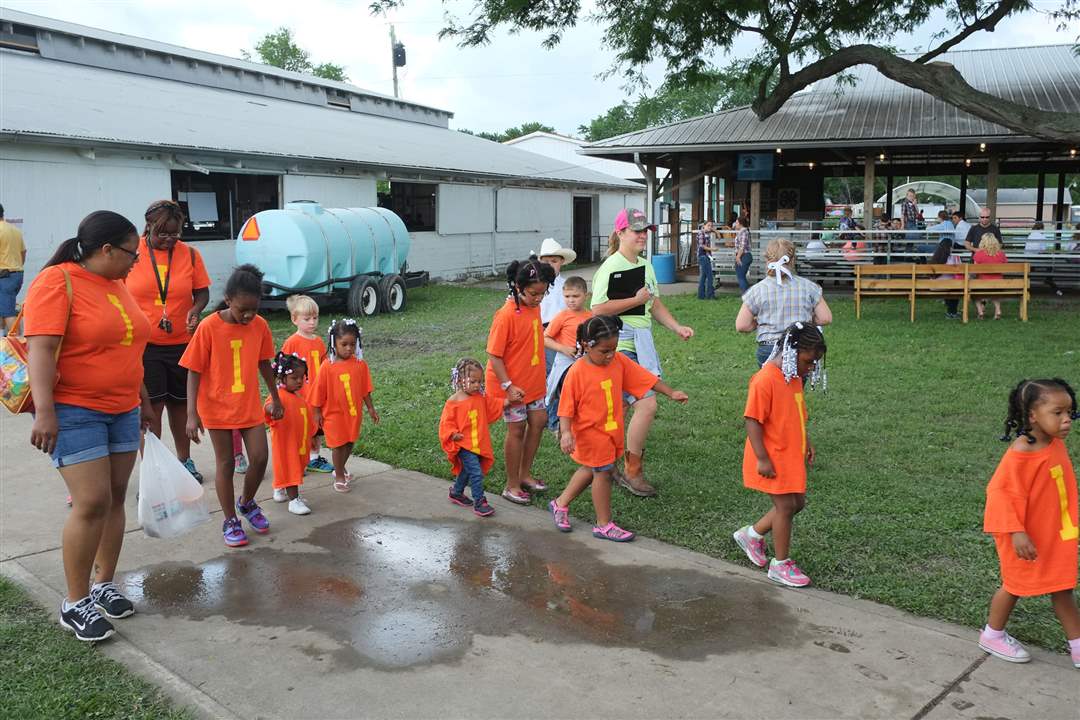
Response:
[0,9,644,300]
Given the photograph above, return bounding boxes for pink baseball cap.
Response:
[614,208,656,232]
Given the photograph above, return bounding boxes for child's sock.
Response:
[746,525,764,540]
[982,625,1005,639]
[63,596,88,611]
[1068,637,1080,652]
[771,557,789,565]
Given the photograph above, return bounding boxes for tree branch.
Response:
[914,0,1022,63]
[752,44,1080,143]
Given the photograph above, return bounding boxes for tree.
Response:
[372,0,1080,143]
[458,122,557,142]
[242,27,349,82]
[581,65,764,141]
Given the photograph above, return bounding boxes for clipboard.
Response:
[607,265,647,317]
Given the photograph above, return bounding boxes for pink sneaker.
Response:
[733,526,768,567]
[592,522,635,542]
[978,630,1031,663]
[549,500,571,532]
[768,559,810,587]
[1071,645,1079,669]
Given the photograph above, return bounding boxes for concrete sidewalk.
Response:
[1,411,1075,719]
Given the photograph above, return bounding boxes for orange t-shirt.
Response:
[983,439,1078,596]
[742,363,809,495]
[124,238,211,346]
[544,309,593,349]
[179,312,275,430]
[281,333,326,402]
[438,392,504,476]
[557,353,657,467]
[485,298,546,404]
[310,357,373,448]
[265,388,315,490]
[24,262,151,414]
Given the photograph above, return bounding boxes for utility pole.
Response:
[390,25,400,98]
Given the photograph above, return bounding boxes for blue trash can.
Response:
[652,253,677,284]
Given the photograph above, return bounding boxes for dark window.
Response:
[170,171,279,240]
[378,182,436,232]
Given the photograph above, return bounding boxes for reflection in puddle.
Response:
[121,516,808,670]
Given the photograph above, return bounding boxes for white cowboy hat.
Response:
[535,237,576,264]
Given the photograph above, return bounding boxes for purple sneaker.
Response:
[733,525,768,567]
[223,517,248,547]
[236,498,270,534]
[549,500,571,532]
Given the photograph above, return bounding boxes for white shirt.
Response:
[953,219,972,243]
[1024,230,1048,254]
[540,273,566,324]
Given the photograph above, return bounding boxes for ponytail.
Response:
[45,210,137,267]
[606,229,620,256]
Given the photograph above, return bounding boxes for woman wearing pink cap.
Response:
[589,208,693,497]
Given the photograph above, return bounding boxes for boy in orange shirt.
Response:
[732,322,826,588]
[281,294,333,474]
[549,315,687,541]
[310,319,378,492]
[181,264,282,548]
[265,352,316,516]
[543,275,591,432]
[979,378,1079,667]
[439,358,507,517]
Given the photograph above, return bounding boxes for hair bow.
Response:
[767,255,793,285]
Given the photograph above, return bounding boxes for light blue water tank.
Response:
[235,201,411,296]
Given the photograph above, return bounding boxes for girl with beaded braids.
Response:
[485,258,556,505]
[438,358,507,517]
[979,378,1079,667]
[548,315,687,541]
[732,322,826,588]
[310,318,378,492]
[264,352,316,516]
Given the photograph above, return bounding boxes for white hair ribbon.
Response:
[767,255,793,285]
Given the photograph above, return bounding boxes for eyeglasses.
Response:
[153,232,182,240]
[111,244,140,262]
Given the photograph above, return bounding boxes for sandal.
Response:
[521,477,548,493]
[500,488,531,505]
[333,473,352,493]
[592,522,635,542]
[993,311,1002,320]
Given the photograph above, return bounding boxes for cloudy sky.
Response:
[4,0,1077,136]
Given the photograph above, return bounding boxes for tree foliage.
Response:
[242,27,349,81]
[372,0,1080,143]
[458,121,557,142]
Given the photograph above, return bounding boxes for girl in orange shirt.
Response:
[281,294,333,474]
[310,319,378,492]
[732,322,826,588]
[979,378,1079,667]
[439,358,506,517]
[485,258,556,505]
[266,352,315,516]
[550,316,687,541]
[181,264,282,548]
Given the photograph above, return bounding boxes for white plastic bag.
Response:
[138,433,210,539]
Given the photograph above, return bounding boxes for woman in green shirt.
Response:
[590,209,694,497]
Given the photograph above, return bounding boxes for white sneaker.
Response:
[273,488,289,503]
[288,497,311,515]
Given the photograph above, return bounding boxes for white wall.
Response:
[438,184,494,235]
[282,174,377,208]
[505,135,648,183]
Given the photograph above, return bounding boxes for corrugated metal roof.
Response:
[0,50,640,190]
[583,45,1080,153]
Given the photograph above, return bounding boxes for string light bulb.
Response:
[979,142,987,151]
[809,162,815,170]
[878,153,885,161]
[965,158,972,167]
[775,147,782,154]
[1071,148,1077,158]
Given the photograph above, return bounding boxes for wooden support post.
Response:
[986,154,1000,219]
[862,156,875,227]
[645,158,656,261]
[669,161,681,256]
[750,181,762,232]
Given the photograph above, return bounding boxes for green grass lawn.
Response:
[269,285,1080,651]
[0,576,190,719]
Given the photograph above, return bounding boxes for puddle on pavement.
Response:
[120,515,809,670]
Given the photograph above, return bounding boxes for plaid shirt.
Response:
[742,274,824,343]
[696,229,713,257]
[733,228,751,255]
[901,199,919,226]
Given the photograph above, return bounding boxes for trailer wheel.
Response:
[347,277,381,317]
[379,274,407,313]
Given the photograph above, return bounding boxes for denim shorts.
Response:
[503,398,546,423]
[49,403,141,468]
[619,350,657,406]
[592,463,615,473]
[0,270,23,317]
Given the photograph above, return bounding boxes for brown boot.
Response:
[617,450,657,497]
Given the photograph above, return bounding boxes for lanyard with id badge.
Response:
[146,237,175,334]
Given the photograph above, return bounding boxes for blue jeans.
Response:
[453,449,485,502]
[735,253,753,292]
[620,349,657,405]
[48,403,141,468]
[756,342,775,368]
[697,255,715,299]
[0,270,23,318]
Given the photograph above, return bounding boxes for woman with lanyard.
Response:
[736,238,832,366]
[125,200,211,481]
[26,211,153,642]
[590,208,694,498]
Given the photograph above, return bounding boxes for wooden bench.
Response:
[854,263,1029,323]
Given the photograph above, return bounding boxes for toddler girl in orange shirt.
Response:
[265,352,316,516]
